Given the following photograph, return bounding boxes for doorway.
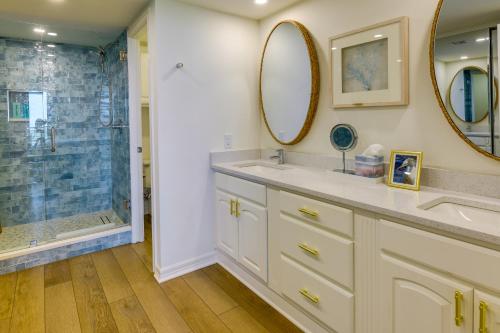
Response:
[128,10,157,275]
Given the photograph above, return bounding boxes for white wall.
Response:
[260,0,500,175]
[150,0,260,276]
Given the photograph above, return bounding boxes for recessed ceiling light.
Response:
[47,44,56,48]
[34,28,45,34]
[47,54,55,57]
[47,32,58,36]
[374,34,384,38]
[460,56,469,60]
[332,47,337,50]
[255,0,267,4]
[476,37,489,43]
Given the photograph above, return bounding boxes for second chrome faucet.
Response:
[270,149,285,165]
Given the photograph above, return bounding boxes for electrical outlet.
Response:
[224,133,233,150]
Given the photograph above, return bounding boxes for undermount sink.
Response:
[234,161,291,172]
[419,196,500,225]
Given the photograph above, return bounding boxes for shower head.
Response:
[97,46,106,73]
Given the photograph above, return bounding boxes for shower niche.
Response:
[0,19,131,258]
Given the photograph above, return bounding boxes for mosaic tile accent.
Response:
[0,230,131,274]
[0,210,126,254]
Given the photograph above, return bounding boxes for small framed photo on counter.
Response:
[387,150,423,191]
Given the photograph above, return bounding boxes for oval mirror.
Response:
[260,20,320,145]
[431,0,500,159]
[448,67,497,123]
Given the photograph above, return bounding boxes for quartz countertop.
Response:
[212,160,500,248]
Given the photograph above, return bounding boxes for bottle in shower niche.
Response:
[12,102,21,119]
[22,103,29,119]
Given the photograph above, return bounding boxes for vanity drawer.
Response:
[280,191,353,238]
[281,255,354,333]
[215,173,266,205]
[280,214,354,290]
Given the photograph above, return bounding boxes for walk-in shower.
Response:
[0,20,131,270]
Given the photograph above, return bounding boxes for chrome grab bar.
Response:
[51,127,56,152]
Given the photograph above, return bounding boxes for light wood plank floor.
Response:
[0,215,302,333]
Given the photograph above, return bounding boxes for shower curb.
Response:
[0,228,131,275]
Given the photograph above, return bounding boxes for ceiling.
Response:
[437,0,500,36]
[0,0,150,46]
[435,29,491,63]
[176,0,303,19]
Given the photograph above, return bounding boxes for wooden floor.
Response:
[0,215,302,333]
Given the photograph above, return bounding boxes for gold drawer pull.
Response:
[230,199,236,216]
[299,288,320,304]
[298,208,318,218]
[235,200,241,218]
[480,301,488,333]
[455,291,463,326]
[298,243,319,256]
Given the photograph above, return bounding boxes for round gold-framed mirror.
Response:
[430,0,500,161]
[260,20,320,145]
[447,66,498,124]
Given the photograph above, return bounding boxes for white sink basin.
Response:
[419,196,500,225]
[234,161,291,172]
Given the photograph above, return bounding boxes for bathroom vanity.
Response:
[212,159,500,333]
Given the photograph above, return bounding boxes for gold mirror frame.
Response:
[259,20,320,145]
[447,66,499,124]
[430,0,500,161]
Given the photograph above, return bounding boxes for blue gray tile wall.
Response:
[108,32,131,224]
[0,32,130,227]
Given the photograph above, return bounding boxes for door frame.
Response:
[127,6,160,276]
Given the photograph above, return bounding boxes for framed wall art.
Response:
[329,17,409,108]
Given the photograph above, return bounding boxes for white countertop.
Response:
[212,160,500,248]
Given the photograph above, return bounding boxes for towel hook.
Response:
[176,62,184,69]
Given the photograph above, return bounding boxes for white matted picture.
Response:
[329,17,409,108]
[387,150,423,191]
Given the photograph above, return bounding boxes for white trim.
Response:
[216,251,330,333]
[155,252,217,283]
[0,226,131,261]
[127,5,160,279]
[145,6,161,280]
[127,34,145,244]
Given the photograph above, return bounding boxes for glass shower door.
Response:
[0,38,50,254]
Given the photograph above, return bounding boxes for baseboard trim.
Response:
[155,251,216,283]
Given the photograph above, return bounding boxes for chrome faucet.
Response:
[270,149,285,165]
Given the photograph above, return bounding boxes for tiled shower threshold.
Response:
[0,210,128,258]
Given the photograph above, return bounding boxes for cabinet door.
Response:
[216,190,238,260]
[474,290,500,333]
[379,253,473,333]
[237,197,268,282]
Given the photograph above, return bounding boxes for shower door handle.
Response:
[50,127,56,152]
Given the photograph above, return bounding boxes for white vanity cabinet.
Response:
[376,220,500,333]
[215,173,268,282]
[379,251,474,333]
[278,191,355,333]
[213,169,500,333]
